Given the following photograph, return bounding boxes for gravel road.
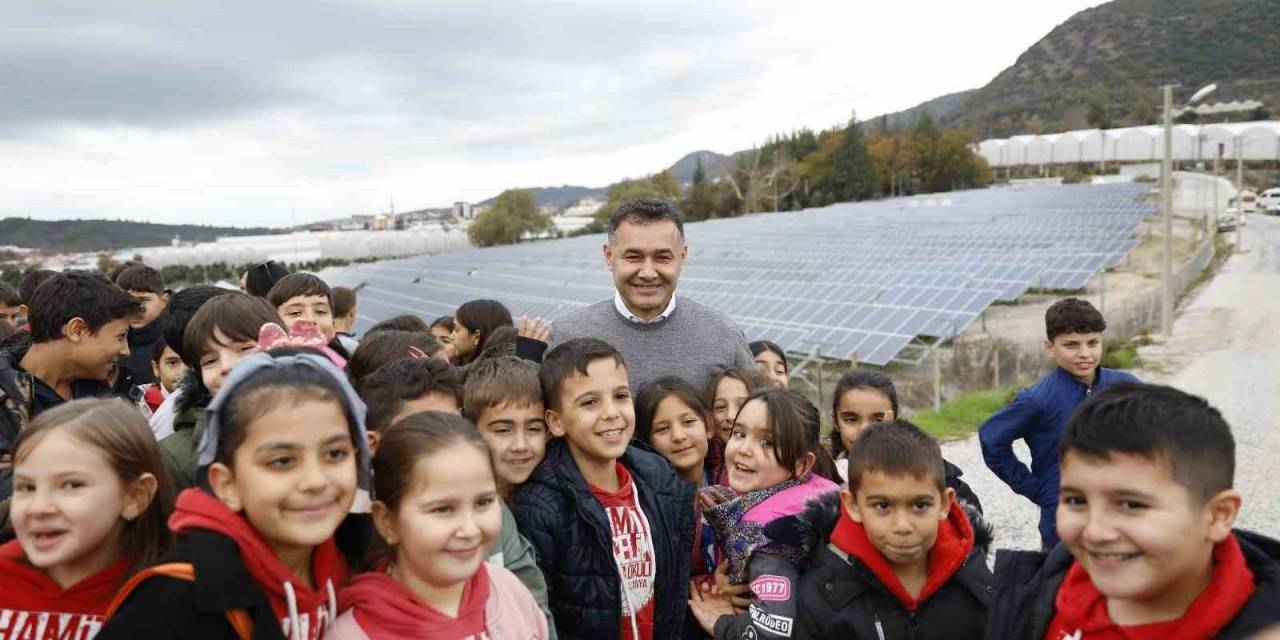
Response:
[942,213,1280,551]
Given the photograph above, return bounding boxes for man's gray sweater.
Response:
[548,296,755,392]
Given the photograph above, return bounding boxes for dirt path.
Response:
[1133,213,1280,538]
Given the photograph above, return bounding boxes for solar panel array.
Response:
[324,182,1155,365]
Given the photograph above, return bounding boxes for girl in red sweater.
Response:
[330,411,548,640]
[0,398,173,640]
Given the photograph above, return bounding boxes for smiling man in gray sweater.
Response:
[548,198,754,392]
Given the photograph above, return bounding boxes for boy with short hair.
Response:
[266,272,348,357]
[979,297,1139,549]
[511,337,696,640]
[464,355,549,496]
[332,285,360,354]
[988,383,1280,639]
[0,283,21,330]
[358,357,464,450]
[114,265,170,387]
[795,420,992,639]
[0,272,140,497]
[135,336,186,418]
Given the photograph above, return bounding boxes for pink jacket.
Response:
[325,564,549,640]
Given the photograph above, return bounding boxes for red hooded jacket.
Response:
[168,489,349,640]
[0,539,128,640]
[829,499,976,610]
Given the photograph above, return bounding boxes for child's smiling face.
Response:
[547,357,634,471]
[1057,450,1239,624]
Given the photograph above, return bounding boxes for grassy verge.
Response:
[909,387,1017,440]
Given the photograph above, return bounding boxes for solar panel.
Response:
[325,183,1155,365]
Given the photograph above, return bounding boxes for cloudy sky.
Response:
[2,0,1106,227]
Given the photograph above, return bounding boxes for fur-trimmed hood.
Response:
[765,489,995,563]
[173,367,211,414]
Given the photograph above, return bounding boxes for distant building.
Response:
[454,202,474,219]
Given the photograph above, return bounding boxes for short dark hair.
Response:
[608,197,685,243]
[367,314,430,335]
[27,272,142,344]
[1061,383,1234,504]
[114,265,166,295]
[463,355,542,421]
[1045,297,1105,341]
[360,358,464,432]
[266,273,332,309]
[847,420,946,496]
[182,292,281,367]
[0,282,20,307]
[151,335,171,363]
[634,376,712,445]
[332,286,357,319]
[347,329,444,388]
[19,269,56,305]
[161,286,228,367]
[244,260,290,298]
[107,260,144,284]
[831,369,900,457]
[540,338,627,411]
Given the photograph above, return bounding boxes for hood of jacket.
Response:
[339,561,490,637]
[0,539,128,614]
[779,489,994,564]
[169,489,347,636]
[174,367,211,415]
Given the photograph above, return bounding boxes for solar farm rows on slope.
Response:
[327,183,1155,366]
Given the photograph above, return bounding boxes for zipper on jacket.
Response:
[874,615,886,640]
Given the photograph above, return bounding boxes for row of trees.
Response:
[466,113,992,246]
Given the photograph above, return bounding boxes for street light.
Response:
[1160,82,1216,337]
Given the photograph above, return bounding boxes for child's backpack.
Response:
[104,562,253,639]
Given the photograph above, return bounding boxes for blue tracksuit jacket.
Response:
[978,366,1140,547]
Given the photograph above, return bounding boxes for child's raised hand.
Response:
[698,487,729,510]
[713,560,753,612]
[688,579,737,634]
[517,315,549,342]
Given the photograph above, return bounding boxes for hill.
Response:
[667,150,745,184]
[940,0,1280,137]
[0,217,282,254]
[477,185,606,209]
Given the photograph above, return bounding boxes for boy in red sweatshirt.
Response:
[794,419,993,639]
[987,383,1280,639]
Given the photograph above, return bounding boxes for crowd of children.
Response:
[0,203,1276,640]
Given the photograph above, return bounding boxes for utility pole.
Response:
[1160,84,1174,337]
[1235,136,1245,249]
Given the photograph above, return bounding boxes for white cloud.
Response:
[0,0,1106,226]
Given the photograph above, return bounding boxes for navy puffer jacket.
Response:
[511,438,696,640]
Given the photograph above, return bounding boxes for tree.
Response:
[1132,92,1155,125]
[682,159,716,221]
[829,114,877,202]
[1086,92,1112,130]
[467,189,552,247]
[594,171,683,225]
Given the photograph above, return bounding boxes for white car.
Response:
[1218,208,1239,232]
[1258,187,1280,212]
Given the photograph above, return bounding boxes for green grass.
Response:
[910,387,1017,440]
[1102,343,1139,370]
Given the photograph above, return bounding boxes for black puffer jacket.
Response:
[510,438,696,640]
[789,491,994,640]
[985,529,1280,640]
